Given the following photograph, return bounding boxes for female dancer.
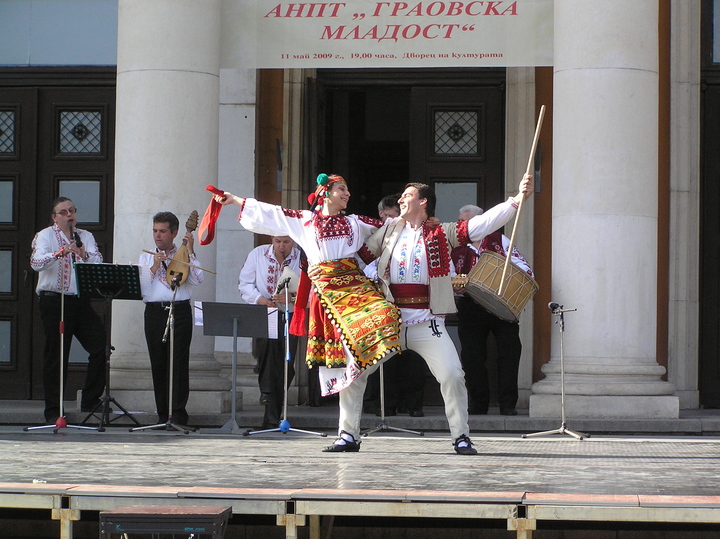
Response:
[217,174,401,451]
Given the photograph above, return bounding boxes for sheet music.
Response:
[194,301,203,326]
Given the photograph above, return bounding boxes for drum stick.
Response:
[142,250,217,274]
[498,105,545,296]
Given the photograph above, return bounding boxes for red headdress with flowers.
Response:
[307,173,346,214]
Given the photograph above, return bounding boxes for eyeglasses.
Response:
[54,208,77,217]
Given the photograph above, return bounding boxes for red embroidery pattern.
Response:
[480,232,504,255]
[315,214,353,245]
[357,244,377,264]
[422,222,451,278]
[357,215,385,228]
[282,208,304,219]
[456,219,470,245]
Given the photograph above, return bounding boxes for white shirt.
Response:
[238,244,301,308]
[137,246,203,302]
[389,222,437,326]
[31,225,103,295]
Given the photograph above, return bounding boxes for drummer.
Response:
[451,205,534,416]
[358,174,534,455]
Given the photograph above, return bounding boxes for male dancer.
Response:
[324,174,533,455]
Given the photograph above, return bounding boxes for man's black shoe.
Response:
[500,407,518,416]
[322,431,361,452]
[453,434,478,455]
[409,409,424,417]
[259,393,271,405]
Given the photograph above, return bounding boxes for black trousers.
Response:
[256,312,297,428]
[456,296,522,412]
[364,349,426,413]
[144,301,192,424]
[39,292,107,422]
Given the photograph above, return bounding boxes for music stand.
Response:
[74,263,143,430]
[201,302,270,434]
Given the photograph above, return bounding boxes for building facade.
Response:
[1,0,717,418]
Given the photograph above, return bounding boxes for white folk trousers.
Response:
[338,318,470,441]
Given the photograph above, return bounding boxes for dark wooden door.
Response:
[409,86,506,221]
[700,78,720,407]
[0,88,38,399]
[0,71,115,401]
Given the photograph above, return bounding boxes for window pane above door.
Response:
[434,182,478,223]
[0,181,13,223]
[0,111,15,154]
[59,111,102,154]
[59,180,101,223]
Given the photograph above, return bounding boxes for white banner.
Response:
[221,0,553,68]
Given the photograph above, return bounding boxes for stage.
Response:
[2,423,720,538]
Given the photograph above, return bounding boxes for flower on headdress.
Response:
[308,173,330,206]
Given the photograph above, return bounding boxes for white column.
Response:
[110,0,229,415]
[530,0,679,418]
[668,0,701,409]
[505,67,536,410]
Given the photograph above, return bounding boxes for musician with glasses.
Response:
[31,197,106,424]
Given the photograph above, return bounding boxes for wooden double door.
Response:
[314,69,507,220]
[0,69,115,400]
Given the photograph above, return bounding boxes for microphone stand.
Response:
[362,361,424,437]
[131,274,195,434]
[25,231,95,433]
[523,304,587,440]
[245,278,325,438]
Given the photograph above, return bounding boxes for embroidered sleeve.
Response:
[30,230,58,271]
[357,244,378,264]
[357,215,384,228]
[282,208,304,219]
[455,219,471,245]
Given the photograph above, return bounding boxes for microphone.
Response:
[276,277,291,294]
[548,302,560,311]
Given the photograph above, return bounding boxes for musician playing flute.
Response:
[31,197,106,424]
[137,211,203,427]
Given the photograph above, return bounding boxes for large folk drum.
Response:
[463,250,538,322]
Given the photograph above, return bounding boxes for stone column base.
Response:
[111,389,233,416]
[529,394,679,419]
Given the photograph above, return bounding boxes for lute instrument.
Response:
[166,210,198,287]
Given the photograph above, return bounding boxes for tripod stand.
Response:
[362,360,423,437]
[523,303,588,440]
[131,280,195,434]
[73,263,143,430]
[245,279,325,438]
[25,246,96,434]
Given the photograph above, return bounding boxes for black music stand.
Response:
[73,263,143,430]
[201,302,270,434]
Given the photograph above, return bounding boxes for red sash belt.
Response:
[390,284,429,309]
